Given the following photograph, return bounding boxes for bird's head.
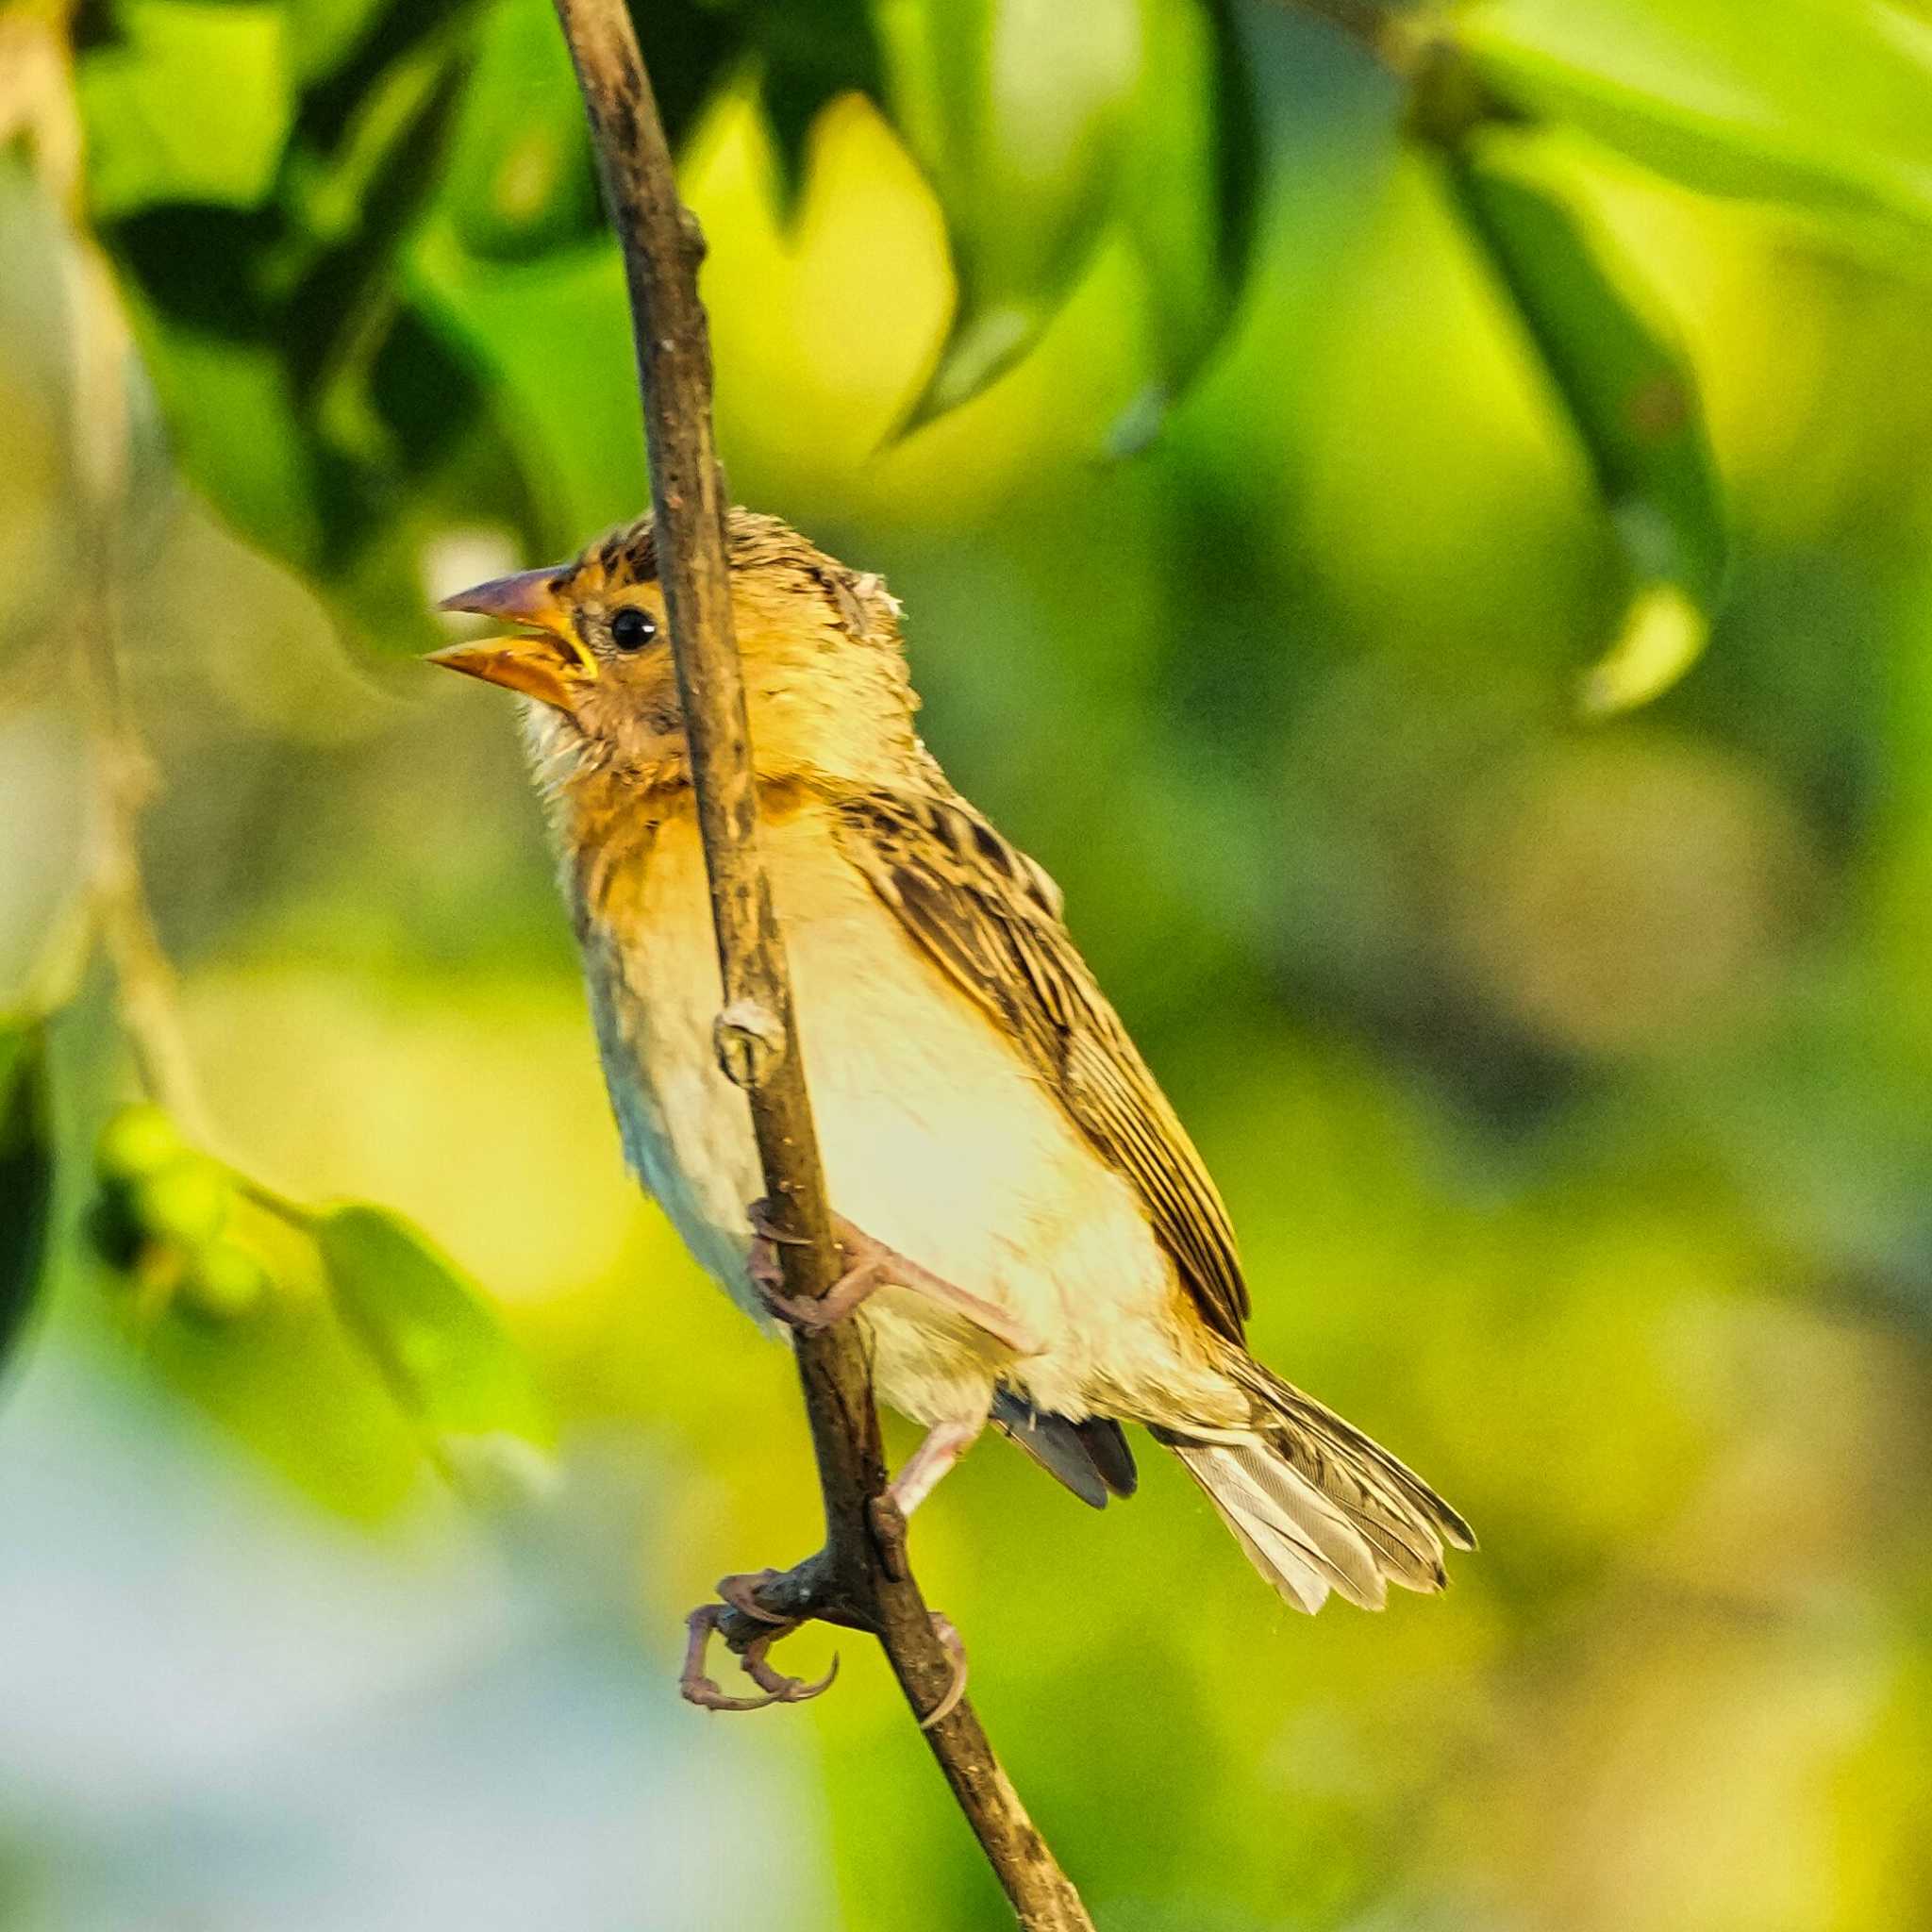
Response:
[430,509,920,800]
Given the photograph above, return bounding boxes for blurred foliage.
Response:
[315,1199,553,1488]
[0,1019,55,1377]
[6,0,1932,1928]
[1433,122,1725,712]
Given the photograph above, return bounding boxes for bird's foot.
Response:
[717,1566,791,1624]
[858,1495,966,1728]
[744,1202,1041,1355]
[868,1492,910,1583]
[679,1569,840,1715]
[919,1611,969,1730]
[745,1198,872,1330]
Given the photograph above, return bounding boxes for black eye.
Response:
[609,607,656,651]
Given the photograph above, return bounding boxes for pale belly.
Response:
[579,805,1227,1430]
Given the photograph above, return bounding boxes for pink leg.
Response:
[865,1424,980,1728]
[890,1416,984,1518]
[746,1205,1041,1357]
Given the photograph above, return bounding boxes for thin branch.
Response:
[546,4,1092,1925]
[57,197,212,1139]
[75,554,209,1137]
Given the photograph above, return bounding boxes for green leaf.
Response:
[441,0,601,262]
[316,1203,553,1492]
[884,0,1142,424]
[1442,123,1726,709]
[758,0,889,221]
[82,3,557,648]
[0,1022,57,1380]
[78,0,293,219]
[1453,0,1932,241]
[411,220,641,539]
[1109,0,1262,450]
[285,0,402,88]
[1574,579,1710,716]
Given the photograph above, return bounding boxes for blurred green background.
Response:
[6,0,1932,1927]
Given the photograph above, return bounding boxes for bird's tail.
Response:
[1156,1349,1474,1613]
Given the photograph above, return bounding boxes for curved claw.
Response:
[742,1629,840,1704]
[748,1235,787,1300]
[680,1605,792,1712]
[918,1611,969,1730]
[679,1601,840,1714]
[746,1197,810,1246]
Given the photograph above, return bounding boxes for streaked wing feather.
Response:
[835,790,1249,1343]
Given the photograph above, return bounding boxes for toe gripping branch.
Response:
[678,1520,969,1729]
[682,1200,971,1726]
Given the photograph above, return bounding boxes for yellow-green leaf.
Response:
[78,1,292,220]
[1442,124,1725,708]
[884,0,1141,425]
[1576,579,1709,717]
[1453,0,1932,242]
[1110,0,1260,450]
[317,1202,553,1494]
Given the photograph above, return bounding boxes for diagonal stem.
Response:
[546,4,1093,1925]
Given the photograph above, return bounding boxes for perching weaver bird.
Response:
[433,510,1473,1628]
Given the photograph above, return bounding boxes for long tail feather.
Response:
[1159,1348,1472,1613]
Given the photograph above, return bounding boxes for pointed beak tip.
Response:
[425,568,589,708]
[420,634,587,710]
[432,567,569,628]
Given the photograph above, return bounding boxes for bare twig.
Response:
[46,145,212,1137]
[75,553,210,1139]
[547,3,1092,1925]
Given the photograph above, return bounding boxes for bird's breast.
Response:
[575,797,1190,1421]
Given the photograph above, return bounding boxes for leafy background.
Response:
[6,0,1932,1926]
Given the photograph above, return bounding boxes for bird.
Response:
[431,508,1473,1632]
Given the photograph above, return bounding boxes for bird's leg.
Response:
[745,1202,1041,1355]
[867,1414,985,1585]
[892,1415,986,1517]
[862,1418,980,1728]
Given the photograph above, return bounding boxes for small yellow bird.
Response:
[433,509,1472,1616]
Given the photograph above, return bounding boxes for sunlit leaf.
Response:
[1442,124,1725,708]
[317,1202,553,1493]
[441,0,601,261]
[0,1021,56,1381]
[1576,579,1707,715]
[77,0,292,219]
[1454,0,1932,241]
[884,0,1141,425]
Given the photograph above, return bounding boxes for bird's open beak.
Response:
[428,568,595,711]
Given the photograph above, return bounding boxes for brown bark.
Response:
[547,4,1094,1924]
